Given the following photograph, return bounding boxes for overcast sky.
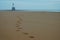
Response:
[0,0,60,11]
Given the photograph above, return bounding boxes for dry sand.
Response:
[0,11,60,40]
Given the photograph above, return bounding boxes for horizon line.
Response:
[0,10,60,12]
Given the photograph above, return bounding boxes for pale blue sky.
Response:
[0,0,60,11]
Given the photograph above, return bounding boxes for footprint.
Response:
[16,29,20,31]
[16,24,22,27]
[16,23,21,25]
[17,16,23,21]
[17,21,22,24]
[23,32,29,35]
[17,27,23,29]
[29,36,35,38]
[16,25,20,27]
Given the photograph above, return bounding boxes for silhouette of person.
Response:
[12,3,15,11]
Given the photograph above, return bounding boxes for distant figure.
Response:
[12,3,15,11]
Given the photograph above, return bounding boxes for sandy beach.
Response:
[0,11,60,40]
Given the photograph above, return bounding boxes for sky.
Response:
[0,0,60,12]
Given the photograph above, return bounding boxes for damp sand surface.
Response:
[0,11,60,40]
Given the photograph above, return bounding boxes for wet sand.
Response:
[0,11,60,40]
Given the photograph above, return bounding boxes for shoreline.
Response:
[0,10,60,13]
